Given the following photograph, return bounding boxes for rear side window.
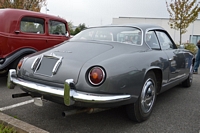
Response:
[20,17,45,34]
[155,31,175,50]
[146,31,160,49]
[49,20,66,35]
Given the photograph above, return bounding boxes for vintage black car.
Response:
[7,24,194,122]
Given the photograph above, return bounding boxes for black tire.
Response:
[126,71,157,122]
[10,57,22,69]
[0,57,22,77]
[0,68,9,77]
[0,54,29,77]
[10,53,32,69]
[182,65,193,87]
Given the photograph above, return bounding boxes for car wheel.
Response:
[182,65,193,87]
[0,58,21,77]
[126,71,157,122]
[0,68,9,77]
[10,57,22,69]
[10,54,30,69]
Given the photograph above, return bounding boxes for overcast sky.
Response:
[40,0,198,27]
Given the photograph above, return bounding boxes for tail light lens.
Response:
[88,67,106,86]
[17,59,24,70]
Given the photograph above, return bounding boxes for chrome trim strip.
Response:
[33,53,63,76]
[64,79,75,106]
[8,69,131,106]
[31,57,40,70]
[7,69,16,89]
[46,53,63,75]
[52,59,62,74]
[72,91,131,102]
[8,69,63,96]
[168,73,187,82]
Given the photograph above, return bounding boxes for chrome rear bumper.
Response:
[7,69,131,106]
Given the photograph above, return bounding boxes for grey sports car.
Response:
[7,24,194,122]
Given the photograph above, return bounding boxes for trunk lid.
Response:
[22,41,113,84]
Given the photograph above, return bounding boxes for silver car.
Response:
[7,24,194,122]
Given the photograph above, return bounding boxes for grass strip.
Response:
[0,123,17,133]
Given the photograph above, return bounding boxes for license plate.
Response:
[35,56,59,76]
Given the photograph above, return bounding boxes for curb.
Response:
[0,112,49,133]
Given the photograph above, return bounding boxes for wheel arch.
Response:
[0,48,37,70]
[192,57,195,66]
[145,68,162,94]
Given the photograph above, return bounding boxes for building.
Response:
[112,17,200,44]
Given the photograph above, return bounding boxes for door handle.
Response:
[15,31,20,34]
[169,55,177,61]
[169,57,174,61]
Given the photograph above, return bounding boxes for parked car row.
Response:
[7,22,195,122]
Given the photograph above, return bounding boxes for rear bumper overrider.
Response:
[7,69,131,106]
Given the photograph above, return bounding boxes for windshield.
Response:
[71,27,142,45]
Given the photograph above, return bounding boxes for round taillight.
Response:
[88,67,105,86]
[17,59,23,70]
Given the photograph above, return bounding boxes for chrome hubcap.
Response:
[141,78,155,113]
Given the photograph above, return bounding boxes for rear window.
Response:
[71,27,142,45]
[20,17,45,34]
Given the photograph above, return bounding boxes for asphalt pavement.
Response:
[0,74,200,133]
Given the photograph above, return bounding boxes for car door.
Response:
[10,16,48,51]
[155,30,186,82]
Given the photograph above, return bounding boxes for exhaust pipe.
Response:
[62,108,109,117]
[12,93,30,98]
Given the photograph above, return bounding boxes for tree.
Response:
[78,23,86,31]
[69,23,87,35]
[166,0,200,45]
[68,21,75,35]
[0,0,46,12]
[74,23,86,34]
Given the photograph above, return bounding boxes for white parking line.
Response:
[0,99,34,111]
